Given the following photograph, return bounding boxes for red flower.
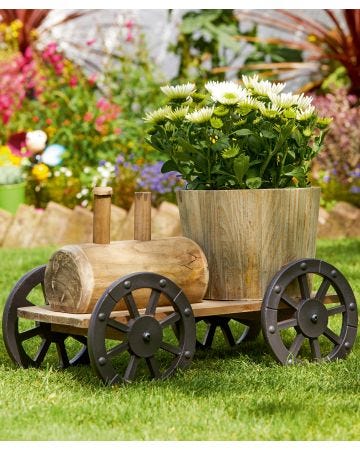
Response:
[46,118,52,125]
[32,116,39,123]
[7,132,32,157]
[69,76,78,87]
[84,112,93,122]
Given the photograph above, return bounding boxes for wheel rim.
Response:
[196,317,261,349]
[261,259,358,364]
[87,272,196,386]
[2,265,89,368]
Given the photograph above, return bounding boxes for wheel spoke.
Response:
[277,317,298,330]
[107,318,129,334]
[298,274,311,299]
[146,356,161,378]
[124,354,140,382]
[220,322,235,347]
[34,339,51,365]
[56,340,70,368]
[281,293,299,311]
[310,338,321,360]
[40,281,48,304]
[314,278,331,303]
[203,323,216,348]
[107,341,129,359]
[327,305,346,316]
[19,326,42,342]
[145,289,161,315]
[160,312,180,329]
[160,341,181,355]
[323,327,341,345]
[289,333,305,357]
[69,335,87,345]
[124,293,140,319]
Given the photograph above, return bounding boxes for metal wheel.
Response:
[2,265,89,368]
[262,259,358,364]
[196,317,261,349]
[87,272,196,386]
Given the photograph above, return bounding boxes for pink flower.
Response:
[95,115,106,127]
[88,73,97,86]
[114,128,122,135]
[69,75,78,87]
[84,112,93,122]
[86,39,96,46]
[96,97,110,111]
[125,19,135,29]
[126,31,134,43]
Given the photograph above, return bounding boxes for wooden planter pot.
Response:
[176,187,321,301]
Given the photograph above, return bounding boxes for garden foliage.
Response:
[146,77,331,190]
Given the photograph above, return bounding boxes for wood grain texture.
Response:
[93,187,112,244]
[134,192,151,241]
[177,188,321,301]
[17,293,338,330]
[44,236,209,313]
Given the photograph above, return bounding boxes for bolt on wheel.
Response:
[87,272,196,386]
[2,265,89,368]
[262,259,358,364]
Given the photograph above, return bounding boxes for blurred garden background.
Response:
[0,9,359,241]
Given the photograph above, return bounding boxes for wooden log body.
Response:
[176,187,321,301]
[44,236,209,313]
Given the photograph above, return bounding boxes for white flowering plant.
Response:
[144,76,332,189]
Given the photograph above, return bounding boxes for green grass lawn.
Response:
[0,239,359,440]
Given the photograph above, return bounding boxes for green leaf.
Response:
[234,129,252,136]
[261,129,276,139]
[233,154,250,184]
[245,177,262,189]
[161,160,179,173]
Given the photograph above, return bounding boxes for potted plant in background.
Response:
[145,75,332,301]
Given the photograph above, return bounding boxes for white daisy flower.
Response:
[259,103,282,118]
[144,106,172,123]
[249,78,286,97]
[269,92,298,109]
[209,82,248,105]
[237,96,264,110]
[241,74,259,89]
[296,105,315,121]
[185,106,215,123]
[160,82,196,99]
[166,106,189,121]
[295,93,313,110]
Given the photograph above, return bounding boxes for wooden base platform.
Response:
[17,295,338,330]
[17,299,263,329]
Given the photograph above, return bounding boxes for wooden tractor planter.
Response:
[2,188,358,385]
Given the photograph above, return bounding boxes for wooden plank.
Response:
[17,294,340,331]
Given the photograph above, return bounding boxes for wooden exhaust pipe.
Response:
[93,186,113,244]
[134,192,152,241]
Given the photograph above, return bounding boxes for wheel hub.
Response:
[296,299,328,338]
[127,316,163,358]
